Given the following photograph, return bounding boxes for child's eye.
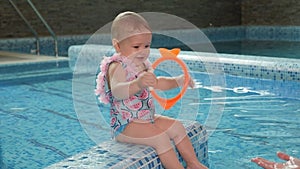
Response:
[133,46,139,49]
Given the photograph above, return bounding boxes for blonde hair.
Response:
[111,11,151,42]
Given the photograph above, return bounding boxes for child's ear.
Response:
[112,39,120,52]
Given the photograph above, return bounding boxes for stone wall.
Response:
[241,0,300,26]
[1,0,299,39]
[0,0,240,38]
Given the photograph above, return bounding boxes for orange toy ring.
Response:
[151,48,190,110]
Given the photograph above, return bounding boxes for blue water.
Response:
[213,40,300,59]
[1,66,300,169]
[0,73,98,168]
[201,75,300,168]
[178,40,300,59]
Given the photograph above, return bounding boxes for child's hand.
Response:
[177,74,195,88]
[136,71,158,89]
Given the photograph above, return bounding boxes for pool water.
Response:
[197,74,300,168]
[213,40,300,59]
[176,40,300,59]
[0,74,100,168]
[1,68,300,169]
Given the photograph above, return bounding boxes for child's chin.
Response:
[136,57,146,62]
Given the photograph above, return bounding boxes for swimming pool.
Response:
[0,60,101,168]
[212,40,300,59]
[1,50,299,168]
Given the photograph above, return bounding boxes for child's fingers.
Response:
[139,72,157,87]
[277,152,291,161]
[189,78,195,88]
[251,157,276,169]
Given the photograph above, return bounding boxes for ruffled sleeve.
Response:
[95,54,152,104]
[95,54,122,104]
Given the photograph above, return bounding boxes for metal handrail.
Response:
[9,0,40,55]
[27,0,58,57]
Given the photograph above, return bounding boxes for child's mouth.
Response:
[136,56,145,60]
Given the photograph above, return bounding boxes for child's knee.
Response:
[169,120,187,143]
[151,133,173,154]
[174,120,185,131]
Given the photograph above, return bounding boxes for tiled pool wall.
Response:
[202,26,300,42]
[1,26,300,56]
[68,44,300,82]
[180,52,300,82]
[0,34,91,56]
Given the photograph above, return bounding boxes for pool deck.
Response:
[0,51,68,65]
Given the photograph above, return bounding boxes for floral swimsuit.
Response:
[95,53,155,138]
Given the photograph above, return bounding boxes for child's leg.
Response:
[154,116,208,169]
[116,120,184,169]
[176,137,208,169]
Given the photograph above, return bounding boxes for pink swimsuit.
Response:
[95,53,155,137]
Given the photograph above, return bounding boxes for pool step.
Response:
[0,60,72,84]
[45,120,209,169]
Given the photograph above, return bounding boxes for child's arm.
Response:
[108,62,157,99]
[155,75,194,91]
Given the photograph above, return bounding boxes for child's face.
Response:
[116,33,152,66]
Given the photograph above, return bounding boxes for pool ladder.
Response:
[8,0,58,57]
